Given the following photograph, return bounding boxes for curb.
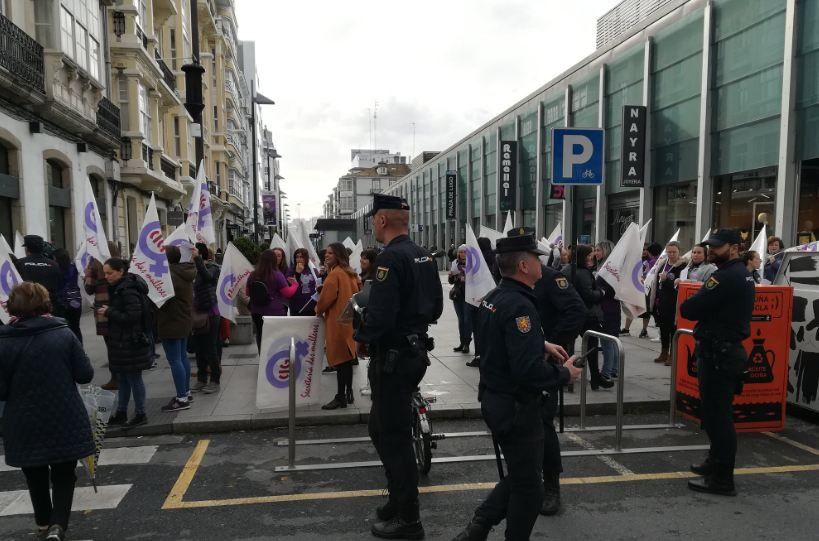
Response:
[104,399,671,438]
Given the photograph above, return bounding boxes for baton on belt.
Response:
[491,435,504,480]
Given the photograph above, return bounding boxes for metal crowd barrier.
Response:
[578,330,626,450]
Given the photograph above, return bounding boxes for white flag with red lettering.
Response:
[465,224,496,307]
[216,242,254,322]
[130,194,175,307]
[82,178,111,263]
[186,161,216,246]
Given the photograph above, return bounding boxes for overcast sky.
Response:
[235,0,622,219]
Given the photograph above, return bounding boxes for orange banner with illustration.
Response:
[675,283,793,432]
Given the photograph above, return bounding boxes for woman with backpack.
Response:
[99,258,153,427]
[53,248,83,343]
[248,249,299,352]
[315,242,361,409]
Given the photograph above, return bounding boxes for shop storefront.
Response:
[607,192,640,243]
[712,167,777,250]
[797,159,819,244]
[654,180,697,249]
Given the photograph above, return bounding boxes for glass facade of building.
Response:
[353,0,814,252]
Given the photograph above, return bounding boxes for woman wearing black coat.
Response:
[0,282,94,541]
[99,258,153,427]
[653,241,687,366]
[572,244,613,390]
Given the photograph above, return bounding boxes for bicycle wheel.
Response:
[412,414,432,475]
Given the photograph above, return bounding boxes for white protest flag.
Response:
[216,241,254,323]
[256,316,326,410]
[81,178,111,263]
[0,234,13,257]
[546,223,564,248]
[598,222,646,317]
[465,224,496,307]
[502,212,514,235]
[286,224,301,264]
[186,161,216,246]
[342,237,356,251]
[14,230,25,258]
[479,225,504,249]
[165,224,195,263]
[350,239,363,274]
[750,225,768,281]
[270,233,287,253]
[296,220,321,269]
[786,241,819,253]
[129,194,175,307]
[638,219,652,245]
[644,228,680,297]
[683,229,711,260]
[73,240,94,306]
[0,236,23,323]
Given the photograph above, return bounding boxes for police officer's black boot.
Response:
[376,498,399,521]
[453,342,464,352]
[371,501,424,539]
[540,473,561,516]
[687,464,736,496]
[690,456,714,476]
[461,339,471,355]
[452,516,491,541]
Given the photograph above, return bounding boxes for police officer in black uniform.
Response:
[680,228,754,496]
[453,232,582,541]
[15,235,64,314]
[355,193,443,540]
[532,241,586,516]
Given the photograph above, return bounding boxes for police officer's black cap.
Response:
[22,235,44,251]
[703,228,741,247]
[496,229,547,256]
[364,194,410,217]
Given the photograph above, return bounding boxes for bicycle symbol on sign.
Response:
[582,169,595,179]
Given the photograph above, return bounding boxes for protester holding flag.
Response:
[84,242,121,390]
[449,245,472,354]
[0,282,95,541]
[99,259,152,427]
[191,244,222,393]
[678,244,717,284]
[764,236,784,282]
[157,245,196,412]
[316,242,361,409]
[247,249,299,352]
[290,248,318,316]
[595,240,621,382]
[638,243,663,339]
[573,245,612,390]
[53,249,83,343]
[652,242,687,366]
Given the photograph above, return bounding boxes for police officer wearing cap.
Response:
[680,228,754,496]
[15,235,64,313]
[453,233,582,541]
[355,193,443,540]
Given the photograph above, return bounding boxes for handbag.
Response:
[192,310,210,335]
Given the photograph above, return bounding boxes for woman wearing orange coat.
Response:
[315,242,361,409]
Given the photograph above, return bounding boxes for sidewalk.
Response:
[81,274,671,437]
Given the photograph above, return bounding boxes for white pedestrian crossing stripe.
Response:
[0,485,132,517]
[0,445,158,472]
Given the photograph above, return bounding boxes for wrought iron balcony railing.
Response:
[154,50,176,91]
[0,12,45,93]
[96,97,121,140]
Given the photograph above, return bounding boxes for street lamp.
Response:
[250,81,275,244]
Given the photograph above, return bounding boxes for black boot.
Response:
[453,343,464,352]
[371,517,425,539]
[690,457,714,476]
[376,499,399,521]
[461,341,470,355]
[687,465,736,496]
[452,516,491,541]
[346,387,354,405]
[321,395,347,410]
[540,473,561,516]
[465,356,480,368]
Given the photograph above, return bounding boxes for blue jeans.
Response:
[117,371,146,415]
[452,299,473,344]
[163,338,191,399]
[601,339,618,378]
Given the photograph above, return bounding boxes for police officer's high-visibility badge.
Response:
[556,277,569,290]
[376,266,390,281]
[516,316,532,333]
[705,276,719,290]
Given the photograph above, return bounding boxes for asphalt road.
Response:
[2,413,819,540]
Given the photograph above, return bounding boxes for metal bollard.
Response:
[578,330,626,451]
[669,328,694,427]
[288,337,296,469]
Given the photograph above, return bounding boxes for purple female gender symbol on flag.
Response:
[218,273,235,305]
[84,202,97,232]
[197,183,211,231]
[465,246,482,275]
[265,340,309,388]
[632,260,645,294]
[1,260,20,294]
[138,220,168,275]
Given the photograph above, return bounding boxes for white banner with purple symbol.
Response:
[216,242,254,323]
[0,234,13,258]
[479,225,504,249]
[546,223,563,249]
[787,241,819,253]
[82,178,111,263]
[73,240,94,306]
[256,316,326,410]
[186,161,216,246]
[0,237,23,323]
[129,194,175,307]
[465,224,496,307]
[597,222,646,317]
[165,224,195,263]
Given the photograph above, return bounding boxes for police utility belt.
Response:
[479,383,548,405]
[373,334,434,374]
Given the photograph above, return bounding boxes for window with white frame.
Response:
[174,117,181,157]
[138,83,151,146]
[75,23,87,70]
[136,0,147,32]
[60,7,74,56]
[170,29,177,70]
[88,37,99,79]
[58,1,102,80]
[34,0,57,49]
[118,73,129,131]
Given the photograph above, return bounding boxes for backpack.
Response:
[249,279,271,306]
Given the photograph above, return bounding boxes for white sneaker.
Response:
[650,336,661,343]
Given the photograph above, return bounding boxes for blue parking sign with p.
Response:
[551,128,605,185]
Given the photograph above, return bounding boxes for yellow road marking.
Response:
[162,439,210,510]
[161,439,819,510]
[763,432,819,456]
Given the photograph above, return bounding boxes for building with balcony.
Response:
[323,157,410,220]
[0,0,122,250]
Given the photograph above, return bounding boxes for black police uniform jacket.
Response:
[680,258,754,377]
[476,278,569,437]
[354,235,443,347]
[533,265,586,345]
